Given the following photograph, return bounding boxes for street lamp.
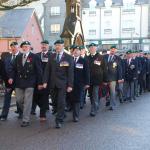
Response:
[131,30,139,49]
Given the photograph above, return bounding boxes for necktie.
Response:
[74,57,77,63]
[11,55,15,62]
[128,59,130,65]
[56,53,60,63]
[22,54,26,66]
[108,55,111,62]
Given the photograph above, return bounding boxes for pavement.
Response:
[0,92,150,150]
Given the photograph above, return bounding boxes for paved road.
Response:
[0,93,150,150]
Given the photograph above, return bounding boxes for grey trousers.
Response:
[109,81,117,108]
[123,81,135,100]
[15,88,34,122]
[89,85,100,114]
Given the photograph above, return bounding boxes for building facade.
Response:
[82,0,150,51]
[0,8,43,53]
[43,0,150,50]
[43,0,66,46]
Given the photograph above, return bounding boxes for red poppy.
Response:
[27,57,32,62]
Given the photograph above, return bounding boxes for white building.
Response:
[82,0,150,51]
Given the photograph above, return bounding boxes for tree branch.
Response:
[0,0,39,10]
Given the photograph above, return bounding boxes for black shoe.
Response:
[108,107,113,111]
[0,117,7,121]
[119,98,123,103]
[130,99,134,103]
[55,122,62,129]
[15,110,19,114]
[90,112,96,117]
[21,122,30,127]
[73,117,79,122]
[31,111,36,115]
[105,101,110,107]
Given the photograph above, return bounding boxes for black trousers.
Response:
[33,89,49,118]
[52,87,66,123]
[70,85,83,118]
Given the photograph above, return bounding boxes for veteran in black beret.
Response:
[31,40,52,121]
[123,50,138,102]
[87,43,107,116]
[43,39,74,128]
[138,49,148,95]
[103,45,123,110]
[8,41,43,127]
[0,41,21,121]
[69,45,90,122]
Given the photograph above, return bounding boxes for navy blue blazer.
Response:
[74,57,90,87]
[124,58,138,81]
[10,52,43,88]
[1,53,21,88]
[36,51,52,72]
[103,54,122,82]
[43,52,74,89]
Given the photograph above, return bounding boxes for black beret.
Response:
[89,43,97,47]
[79,45,85,50]
[110,45,117,49]
[54,39,64,45]
[41,40,49,44]
[70,45,76,49]
[10,42,18,47]
[20,41,31,47]
[126,50,132,54]
[73,45,80,50]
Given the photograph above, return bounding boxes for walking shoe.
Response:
[21,122,30,127]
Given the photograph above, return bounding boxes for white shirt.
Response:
[74,56,79,63]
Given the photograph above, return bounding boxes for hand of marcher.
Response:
[67,87,72,93]
[103,82,107,86]
[84,85,90,89]
[43,83,47,89]
[38,85,43,90]
[8,78,13,85]
[118,80,123,83]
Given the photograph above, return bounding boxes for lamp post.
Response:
[131,30,139,49]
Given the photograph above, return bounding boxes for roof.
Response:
[82,0,149,7]
[0,8,35,38]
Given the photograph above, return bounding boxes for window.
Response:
[82,11,86,15]
[122,27,135,33]
[50,7,60,16]
[50,24,60,33]
[89,30,96,35]
[104,10,112,16]
[122,9,135,15]
[104,29,112,34]
[89,11,96,16]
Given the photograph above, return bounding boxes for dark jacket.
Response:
[74,57,90,86]
[103,54,122,82]
[124,58,138,81]
[1,52,21,88]
[87,53,106,85]
[9,52,43,88]
[36,51,52,72]
[43,52,74,89]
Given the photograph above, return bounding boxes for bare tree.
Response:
[0,0,40,10]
